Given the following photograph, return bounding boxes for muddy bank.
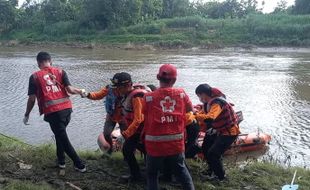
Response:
[0,40,272,50]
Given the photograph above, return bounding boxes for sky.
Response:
[18,0,296,13]
[192,0,296,13]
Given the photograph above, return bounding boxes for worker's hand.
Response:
[23,115,30,125]
[116,135,125,144]
[195,113,207,123]
[193,104,203,113]
[206,128,217,136]
[80,89,89,98]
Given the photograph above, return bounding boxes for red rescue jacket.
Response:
[143,88,189,156]
[33,67,72,115]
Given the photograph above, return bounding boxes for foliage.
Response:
[0,0,16,32]
[0,0,310,47]
[292,0,310,15]
[3,181,55,190]
[273,0,288,14]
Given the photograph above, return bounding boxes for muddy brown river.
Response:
[0,46,309,166]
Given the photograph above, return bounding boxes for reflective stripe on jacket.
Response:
[143,87,189,156]
[33,66,72,115]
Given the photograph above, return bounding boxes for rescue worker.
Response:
[143,64,195,190]
[81,84,125,155]
[161,112,199,183]
[195,83,240,182]
[111,72,147,182]
[23,52,86,172]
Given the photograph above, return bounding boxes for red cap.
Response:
[157,64,177,79]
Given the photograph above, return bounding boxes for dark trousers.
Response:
[122,133,145,177]
[44,109,82,166]
[202,134,237,179]
[185,122,200,158]
[146,153,195,190]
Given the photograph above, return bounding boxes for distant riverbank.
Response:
[1,15,310,50]
[1,39,310,52]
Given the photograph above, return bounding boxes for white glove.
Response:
[116,135,125,144]
[206,128,217,136]
[23,116,29,125]
[80,89,89,98]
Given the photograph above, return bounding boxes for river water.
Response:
[0,46,309,166]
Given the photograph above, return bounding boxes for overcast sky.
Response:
[18,0,295,13]
[203,0,295,13]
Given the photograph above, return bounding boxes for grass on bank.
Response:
[1,14,310,48]
[1,134,310,190]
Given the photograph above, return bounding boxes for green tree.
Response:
[292,0,310,14]
[195,0,245,19]
[222,0,245,18]
[273,0,288,13]
[81,0,113,29]
[0,0,16,32]
[41,0,77,23]
[122,0,143,25]
[141,0,163,20]
[17,1,45,31]
[240,0,260,14]
[162,0,190,18]
[82,0,144,29]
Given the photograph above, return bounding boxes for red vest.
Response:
[33,67,72,115]
[121,88,148,132]
[205,97,238,134]
[144,88,187,156]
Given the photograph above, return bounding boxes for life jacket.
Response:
[121,85,149,131]
[144,88,187,156]
[204,96,238,134]
[104,85,117,116]
[33,67,72,115]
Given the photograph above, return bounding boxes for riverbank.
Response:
[1,134,309,190]
[2,40,310,52]
[1,14,310,50]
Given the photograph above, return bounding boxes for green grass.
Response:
[2,181,55,190]
[2,14,310,48]
[1,134,310,190]
[0,14,310,48]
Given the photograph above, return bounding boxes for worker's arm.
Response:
[185,111,196,127]
[195,103,222,123]
[24,75,37,119]
[65,86,83,95]
[122,96,144,139]
[87,87,109,100]
[61,70,84,95]
[24,95,36,117]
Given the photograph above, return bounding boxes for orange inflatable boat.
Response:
[197,131,272,156]
[98,110,271,156]
[98,129,271,156]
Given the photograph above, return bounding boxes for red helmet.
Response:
[157,64,177,79]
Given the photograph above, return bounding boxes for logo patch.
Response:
[160,96,176,112]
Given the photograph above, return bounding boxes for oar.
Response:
[282,170,299,190]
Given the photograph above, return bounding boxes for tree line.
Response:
[0,0,310,37]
